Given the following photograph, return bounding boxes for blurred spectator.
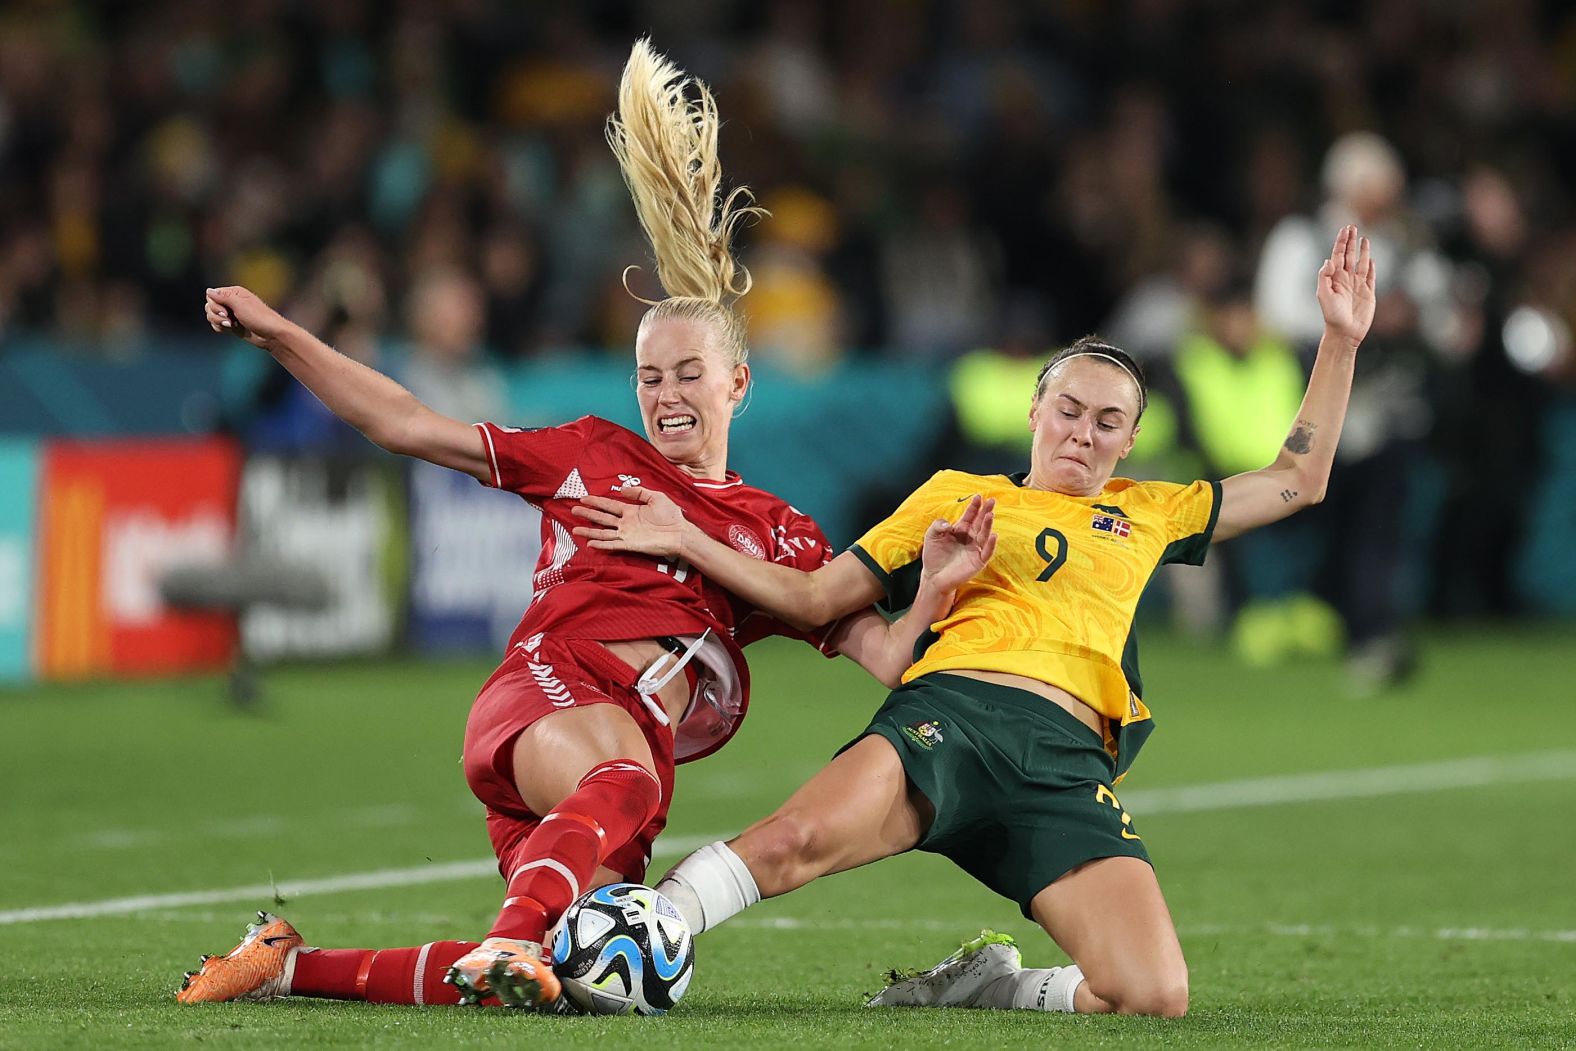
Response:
[479,222,545,358]
[239,226,391,456]
[1177,282,1305,486]
[1255,132,1457,691]
[746,186,846,375]
[1430,168,1548,616]
[397,265,506,426]
[879,179,999,359]
[1174,280,1342,664]
[1105,223,1234,365]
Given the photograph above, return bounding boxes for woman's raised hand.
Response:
[920,495,998,594]
[204,286,291,350]
[1316,224,1377,348]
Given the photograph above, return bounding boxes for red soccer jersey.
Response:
[474,416,836,760]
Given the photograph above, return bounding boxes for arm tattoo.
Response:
[1283,420,1316,455]
[1280,489,1298,503]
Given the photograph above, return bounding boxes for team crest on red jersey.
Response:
[728,524,767,560]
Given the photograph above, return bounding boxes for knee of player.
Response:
[1087,963,1188,1018]
[1118,971,1189,1018]
[744,811,823,873]
[1148,978,1189,1019]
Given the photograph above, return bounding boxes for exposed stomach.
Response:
[599,638,692,726]
[945,668,1105,738]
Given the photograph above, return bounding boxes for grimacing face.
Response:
[1028,356,1142,496]
[633,315,748,477]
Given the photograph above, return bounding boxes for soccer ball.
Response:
[550,882,694,1015]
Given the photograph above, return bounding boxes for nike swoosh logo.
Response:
[262,935,294,947]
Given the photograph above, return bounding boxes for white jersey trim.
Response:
[412,941,434,1005]
[474,423,502,489]
[506,859,580,902]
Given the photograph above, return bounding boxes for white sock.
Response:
[654,841,760,934]
[279,946,303,996]
[977,964,1084,1012]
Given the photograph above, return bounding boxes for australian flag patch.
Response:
[1091,513,1132,538]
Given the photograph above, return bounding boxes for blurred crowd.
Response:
[4,0,1576,665]
[3,1,1573,361]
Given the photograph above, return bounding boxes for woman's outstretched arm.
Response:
[205,286,490,480]
[572,488,995,634]
[1214,225,1377,542]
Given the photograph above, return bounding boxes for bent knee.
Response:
[736,811,825,890]
[1133,979,1188,1018]
[1094,970,1188,1018]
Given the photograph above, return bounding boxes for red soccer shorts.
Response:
[463,634,677,883]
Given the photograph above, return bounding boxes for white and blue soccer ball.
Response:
[551,882,694,1015]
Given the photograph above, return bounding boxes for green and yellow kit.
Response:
[851,468,1221,777]
[845,469,1222,910]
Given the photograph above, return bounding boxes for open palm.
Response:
[1317,224,1377,347]
[921,496,998,594]
[571,485,689,558]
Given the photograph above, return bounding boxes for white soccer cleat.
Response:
[866,930,1022,1008]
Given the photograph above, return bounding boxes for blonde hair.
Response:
[607,37,764,366]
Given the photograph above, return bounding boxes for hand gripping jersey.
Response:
[474,416,836,762]
[850,470,1221,776]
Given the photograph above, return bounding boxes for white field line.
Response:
[0,834,717,926]
[6,750,1576,927]
[0,858,500,927]
[21,905,1576,948]
[1119,749,1576,815]
[728,916,1576,945]
[68,803,426,852]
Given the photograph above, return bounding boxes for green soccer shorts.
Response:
[847,672,1151,917]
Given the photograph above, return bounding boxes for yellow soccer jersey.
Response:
[851,470,1220,768]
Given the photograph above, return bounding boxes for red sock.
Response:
[489,759,662,943]
[291,941,478,1005]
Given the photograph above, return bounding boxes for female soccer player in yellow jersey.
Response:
[572,225,1376,1017]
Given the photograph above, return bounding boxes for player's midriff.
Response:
[947,668,1105,737]
[600,638,694,725]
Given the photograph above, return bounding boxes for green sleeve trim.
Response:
[848,544,892,592]
[1160,478,1223,567]
[847,543,920,615]
[1203,477,1223,544]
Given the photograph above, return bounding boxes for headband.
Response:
[1059,350,1146,414]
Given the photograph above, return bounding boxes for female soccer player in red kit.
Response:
[176,39,989,1011]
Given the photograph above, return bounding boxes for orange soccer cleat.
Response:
[444,937,561,1009]
[176,911,304,1004]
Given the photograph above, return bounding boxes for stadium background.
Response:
[3,2,1574,1047]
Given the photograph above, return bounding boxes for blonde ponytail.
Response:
[607,37,762,364]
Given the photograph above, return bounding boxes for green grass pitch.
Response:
[3,626,1575,1048]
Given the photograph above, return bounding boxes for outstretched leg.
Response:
[183,658,671,1009]
[449,701,666,1007]
[660,735,932,931]
[177,912,483,1006]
